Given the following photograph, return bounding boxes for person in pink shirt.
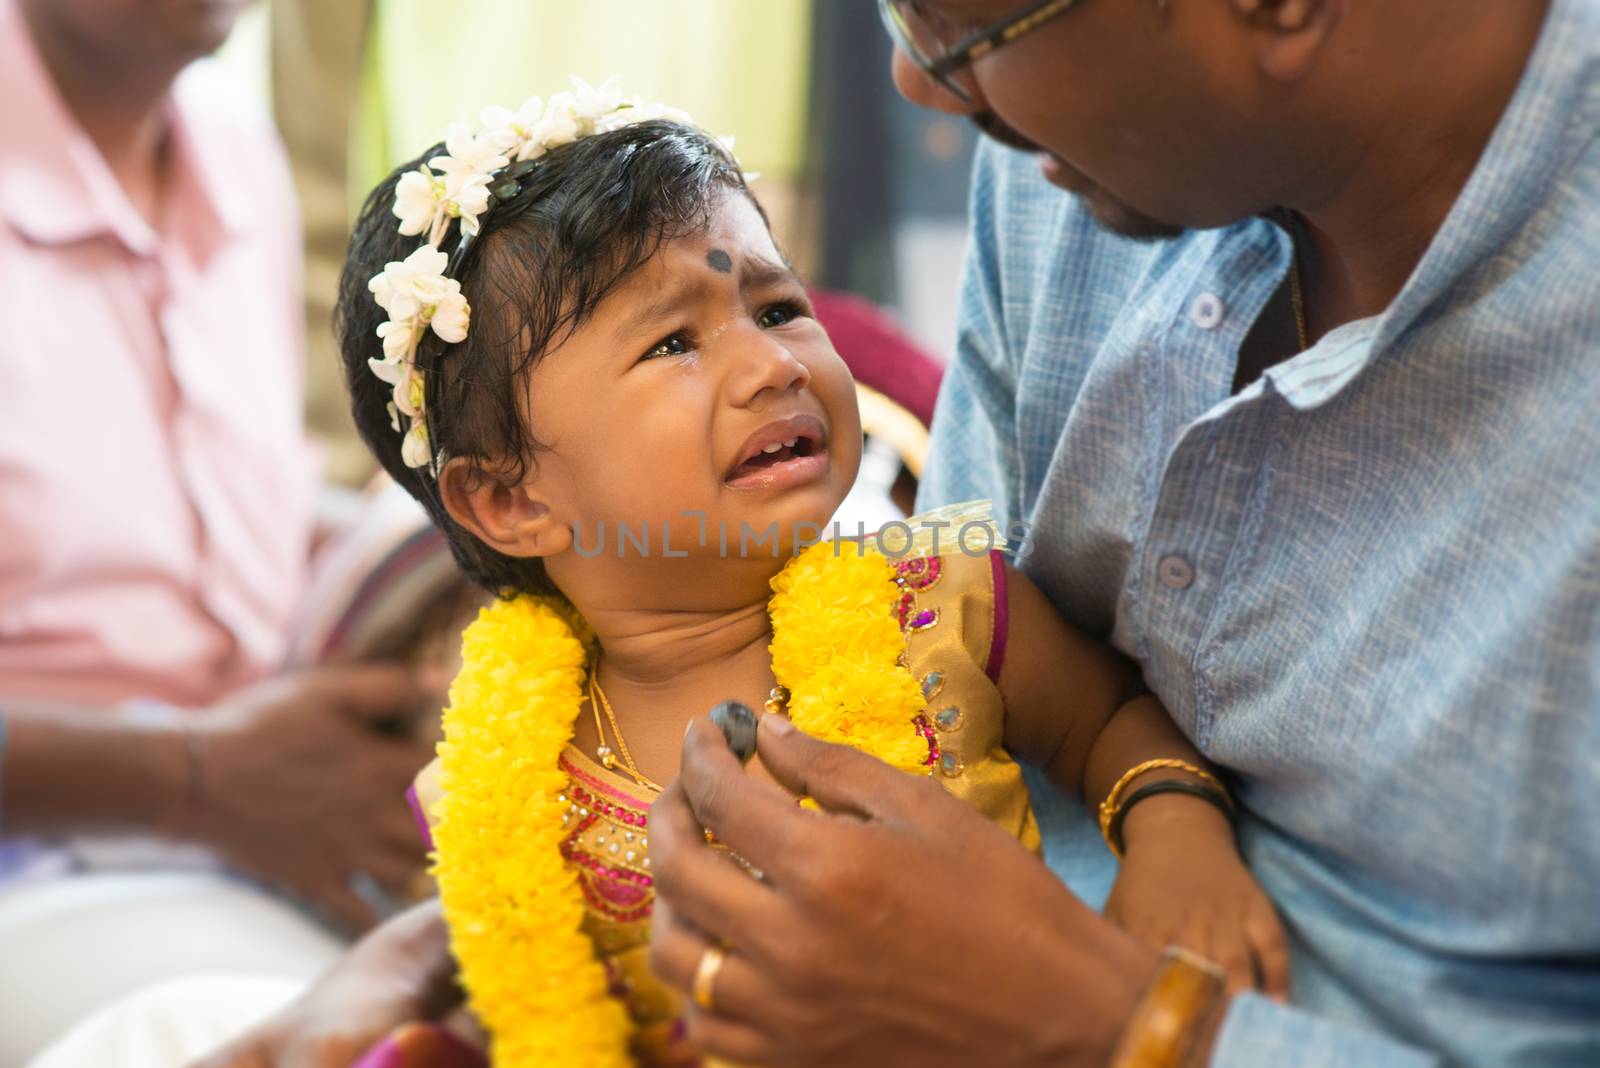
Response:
[0,0,434,1060]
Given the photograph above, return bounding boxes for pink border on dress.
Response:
[985,549,1009,684]
[559,753,653,811]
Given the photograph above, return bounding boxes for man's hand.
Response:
[184,665,439,932]
[188,898,471,1068]
[648,715,1168,1068]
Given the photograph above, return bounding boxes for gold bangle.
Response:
[1108,946,1228,1068]
[1098,759,1230,857]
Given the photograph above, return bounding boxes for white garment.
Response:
[0,871,342,1067]
[22,974,303,1068]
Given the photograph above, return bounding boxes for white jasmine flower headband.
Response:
[367,77,727,472]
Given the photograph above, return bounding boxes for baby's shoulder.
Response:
[891,548,1007,689]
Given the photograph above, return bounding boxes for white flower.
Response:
[450,172,494,237]
[369,246,453,321]
[386,402,403,433]
[480,97,544,152]
[375,319,417,361]
[517,92,579,160]
[569,76,625,130]
[401,421,432,469]
[429,289,470,342]
[422,127,506,238]
[433,123,510,182]
[393,164,445,237]
[391,364,426,418]
[634,100,694,127]
[368,354,406,386]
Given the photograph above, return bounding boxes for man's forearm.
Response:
[0,701,189,836]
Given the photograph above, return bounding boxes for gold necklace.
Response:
[587,665,665,793]
[585,663,791,796]
[1289,252,1310,352]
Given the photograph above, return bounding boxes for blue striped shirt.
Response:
[918,1,1600,1064]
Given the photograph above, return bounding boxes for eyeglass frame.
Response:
[878,0,1084,103]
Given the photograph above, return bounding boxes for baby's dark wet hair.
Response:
[336,121,758,595]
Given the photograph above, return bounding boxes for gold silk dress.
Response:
[412,548,1037,1066]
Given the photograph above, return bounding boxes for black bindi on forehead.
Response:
[706,248,733,274]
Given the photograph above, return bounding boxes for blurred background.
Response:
[221,0,980,486]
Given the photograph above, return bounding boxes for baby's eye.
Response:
[642,332,692,360]
[757,302,806,330]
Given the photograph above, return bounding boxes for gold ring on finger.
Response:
[692,943,729,1011]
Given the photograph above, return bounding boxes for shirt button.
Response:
[1157,555,1195,590]
[1189,293,1225,330]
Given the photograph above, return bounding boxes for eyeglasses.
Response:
[878,0,1083,104]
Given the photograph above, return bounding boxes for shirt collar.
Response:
[1260,0,1594,410]
[0,0,242,258]
[1369,0,1596,352]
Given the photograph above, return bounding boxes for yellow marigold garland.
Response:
[769,539,929,774]
[433,596,633,1067]
[434,541,928,1065]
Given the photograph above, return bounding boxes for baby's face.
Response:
[520,192,862,559]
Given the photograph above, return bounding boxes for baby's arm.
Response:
[997,563,1288,997]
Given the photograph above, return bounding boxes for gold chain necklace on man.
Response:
[1289,252,1310,352]
[588,664,665,793]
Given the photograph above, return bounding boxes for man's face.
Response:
[34,0,249,69]
[890,0,1283,237]
[966,105,1185,240]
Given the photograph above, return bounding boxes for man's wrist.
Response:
[119,700,207,840]
[1035,917,1164,1067]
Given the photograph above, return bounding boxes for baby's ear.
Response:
[438,457,573,559]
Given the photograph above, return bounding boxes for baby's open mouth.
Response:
[727,435,818,480]
[724,415,829,489]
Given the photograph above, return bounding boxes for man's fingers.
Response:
[358,843,427,899]
[753,713,930,822]
[644,805,784,960]
[311,878,382,934]
[682,1007,780,1067]
[650,904,784,1027]
[670,719,819,878]
[371,738,438,783]
[375,800,430,850]
[314,663,432,722]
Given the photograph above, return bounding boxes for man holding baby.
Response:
[197,0,1598,1065]
[652,0,1600,1065]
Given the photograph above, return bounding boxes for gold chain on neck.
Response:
[1289,251,1310,352]
[587,663,665,794]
